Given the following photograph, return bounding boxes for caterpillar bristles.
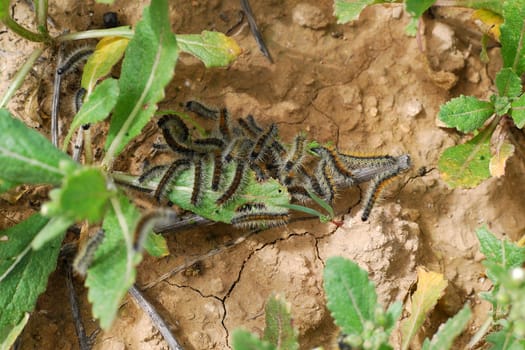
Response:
[185,100,219,119]
[231,212,289,230]
[73,229,105,276]
[154,159,192,202]
[57,46,94,75]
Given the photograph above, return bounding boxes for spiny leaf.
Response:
[0,109,77,188]
[81,36,129,92]
[85,194,141,329]
[263,294,299,350]
[64,78,119,148]
[489,141,515,178]
[104,0,178,161]
[472,9,503,40]
[400,268,448,350]
[0,214,63,342]
[438,130,491,188]
[438,95,494,133]
[177,31,242,68]
[495,68,522,98]
[510,93,525,128]
[333,0,375,24]
[232,329,277,350]
[41,167,113,224]
[324,257,377,335]
[421,304,471,350]
[500,0,525,75]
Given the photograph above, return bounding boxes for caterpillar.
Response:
[139,102,411,228]
[57,46,94,75]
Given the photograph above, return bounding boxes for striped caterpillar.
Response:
[137,101,411,228]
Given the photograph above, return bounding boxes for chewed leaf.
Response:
[85,194,141,329]
[333,0,375,24]
[0,109,77,187]
[64,78,119,148]
[0,214,63,341]
[400,268,448,350]
[323,257,377,335]
[421,304,471,350]
[495,68,522,98]
[489,141,515,177]
[104,0,178,161]
[263,294,299,350]
[438,95,494,133]
[472,9,503,40]
[81,36,129,92]
[510,93,525,128]
[177,31,242,68]
[500,0,525,75]
[438,131,491,188]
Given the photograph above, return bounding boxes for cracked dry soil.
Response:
[2,0,525,349]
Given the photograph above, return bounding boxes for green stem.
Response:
[34,0,48,34]
[56,26,134,41]
[0,47,44,108]
[2,16,51,42]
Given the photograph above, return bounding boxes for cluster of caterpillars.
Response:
[140,101,411,229]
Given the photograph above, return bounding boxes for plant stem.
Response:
[0,46,44,108]
[2,16,51,42]
[34,0,48,34]
[56,26,134,41]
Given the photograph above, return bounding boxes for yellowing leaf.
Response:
[400,268,448,350]
[489,142,515,177]
[473,9,503,41]
[81,36,129,93]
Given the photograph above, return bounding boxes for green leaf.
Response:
[81,36,129,92]
[263,294,299,350]
[104,0,178,161]
[0,215,63,341]
[495,68,522,98]
[438,95,494,133]
[324,257,377,335]
[85,194,141,329]
[95,0,114,3]
[400,268,448,350]
[491,95,511,116]
[64,78,119,148]
[0,312,28,350]
[143,232,169,257]
[405,0,435,17]
[438,130,491,188]
[0,109,77,186]
[476,226,525,280]
[384,301,403,334]
[333,0,376,24]
[405,17,419,37]
[489,141,515,177]
[463,1,502,15]
[510,93,525,128]
[0,0,8,18]
[30,216,73,250]
[41,167,113,224]
[232,329,277,350]
[177,31,242,68]
[487,329,525,350]
[500,0,525,76]
[421,304,471,350]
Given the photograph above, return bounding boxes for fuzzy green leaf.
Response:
[81,37,129,92]
[491,95,511,116]
[438,130,491,188]
[85,194,141,329]
[324,257,377,335]
[438,96,494,133]
[333,0,376,24]
[64,78,119,147]
[384,301,403,334]
[263,294,299,350]
[0,312,29,350]
[232,329,277,350]
[476,226,525,283]
[400,268,448,350]
[500,0,525,76]
[0,214,63,342]
[41,167,113,224]
[0,109,77,188]
[495,68,522,98]
[104,0,178,160]
[143,232,169,257]
[177,31,242,68]
[510,93,525,128]
[421,304,471,350]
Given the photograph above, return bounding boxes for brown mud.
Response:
[1,0,525,349]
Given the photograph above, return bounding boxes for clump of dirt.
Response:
[2,0,525,349]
